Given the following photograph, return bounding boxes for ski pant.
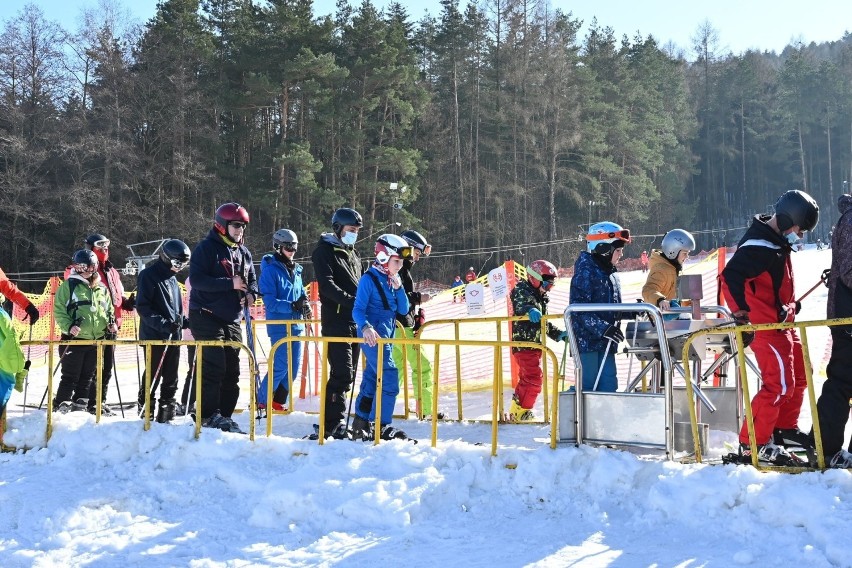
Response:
[512,348,543,409]
[355,340,400,426]
[814,329,852,456]
[86,342,114,409]
[189,309,242,420]
[578,349,617,392]
[321,320,360,430]
[137,343,181,411]
[257,323,304,406]
[739,329,807,445]
[392,326,434,413]
[54,340,98,408]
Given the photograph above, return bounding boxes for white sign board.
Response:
[465,282,486,315]
[487,265,509,301]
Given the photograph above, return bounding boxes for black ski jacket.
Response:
[311,233,362,325]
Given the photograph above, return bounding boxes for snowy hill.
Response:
[2,246,851,567]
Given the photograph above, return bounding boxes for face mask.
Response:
[341,231,358,246]
[785,232,799,245]
[93,248,108,264]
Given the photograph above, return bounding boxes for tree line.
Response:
[1,0,851,289]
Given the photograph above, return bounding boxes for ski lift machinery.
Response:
[122,239,168,276]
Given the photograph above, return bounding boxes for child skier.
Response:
[508,259,567,421]
[350,234,411,441]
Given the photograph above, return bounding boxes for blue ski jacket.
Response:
[353,266,409,339]
[569,251,622,353]
[259,253,306,332]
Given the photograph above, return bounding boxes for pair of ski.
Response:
[305,423,418,444]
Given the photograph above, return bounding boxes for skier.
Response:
[465,267,477,283]
[508,259,567,421]
[569,222,631,392]
[79,234,136,415]
[450,275,464,303]
[391,230,435,418]
[642,229,696,311]
[640,250,649,272]
[310,208,363,439]
[188,203,259,433]
[53,250,117,412]
[350,234,411,441]
[0,303,27,422]
[136,239,191,423]
[721,189,819,466]
[0,266,40,325]
[812,193,852,468]
[257,228,308,414]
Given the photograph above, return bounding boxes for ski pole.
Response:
[22,324,33,415]
[795,268,831,304]
[111,349,125,418]
[141,343,170,419]
[243,303,263,419]
[38,327,80,410]
[131,315,142,391]
[592,339,614,392]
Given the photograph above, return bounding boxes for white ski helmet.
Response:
[273,228,298,251]
[375,234,412,265]
[660,229,696,260]
[586,222,631,255]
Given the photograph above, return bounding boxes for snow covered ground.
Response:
[2,246,852,567]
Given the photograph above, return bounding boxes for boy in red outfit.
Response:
[508,260,567,421]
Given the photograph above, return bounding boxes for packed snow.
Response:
[2,246,852,567]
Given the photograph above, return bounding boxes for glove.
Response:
[123,293,136,311]
[602,324,624,344]
[182,315,190,329]
[794,300,802,315]
[732,311,755,348]
[14,367,28,392]
[778,304,796,323]
[557,330,568,342]
[415,308,426,330]
[25,303,39,326]
[527,308,542,323]
[292,295,306,313]
[170,319,182,334]
[301,301,312,320]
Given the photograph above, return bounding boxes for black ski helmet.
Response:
[400,229,431,256]
[159,239,191,270]
[775,190,819,232]
[331,208,363,234]
[72,249,98,274]
[85,233,110,249]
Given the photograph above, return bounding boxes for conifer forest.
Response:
[2,0,851,284]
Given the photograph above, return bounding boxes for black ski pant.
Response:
[137,343,181,411]
[814,329,852,457]
[86,342,115,409]
[189,309,242,420]
[322,320,360,430]
[54,339,98,408]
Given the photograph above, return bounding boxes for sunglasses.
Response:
[93,239,110,249]
[279,243,298,252]
[229,222,247,229]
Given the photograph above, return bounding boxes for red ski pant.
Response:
[512,349,543,409]
[739,329,807,445]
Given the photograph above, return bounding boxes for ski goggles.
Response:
[92,239,110,249]
[586,229,631,243]
[388,245,413,259]
[74,262,97,274]
[418,244,432,257]
[279,242,298,252]
[169,258,190,271]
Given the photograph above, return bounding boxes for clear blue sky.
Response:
[4,0,851,57]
